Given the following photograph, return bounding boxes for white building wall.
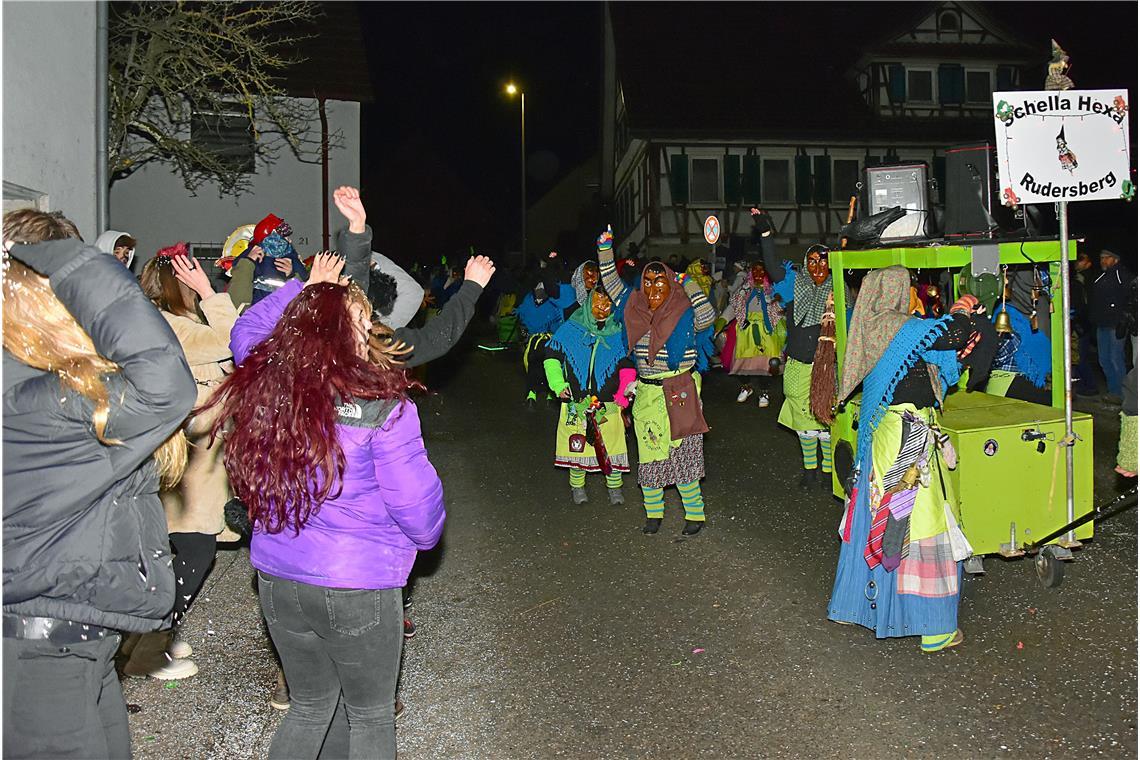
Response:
[110,98,360,270]
[2,1,99,239]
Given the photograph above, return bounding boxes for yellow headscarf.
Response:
[685,259,713,296]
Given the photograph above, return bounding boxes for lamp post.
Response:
[506,82,526,263]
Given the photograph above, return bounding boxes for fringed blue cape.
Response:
[993,304,1051,388]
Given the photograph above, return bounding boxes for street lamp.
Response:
[505,82,526,262]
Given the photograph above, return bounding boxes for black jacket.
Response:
[3,240,197,632]
[1089,265,1127,328]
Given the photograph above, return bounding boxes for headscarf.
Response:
[791,247,832,327]
[685,259,713,296]
[547,287,627,392]
[838,266,913,401]
[624,261,690,359]
[730,266,782,332]
[570,261,592,306]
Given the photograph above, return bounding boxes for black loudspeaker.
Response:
[864,163,930,242]
[944,143,1000,238]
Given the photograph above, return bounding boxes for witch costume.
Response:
[827,266,996,652]
[516,258,583,407]
[618,262,717,535]
[719,264,787,407]
[543,285,633,504]
[764,234,835,487]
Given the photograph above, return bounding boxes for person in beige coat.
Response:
[125,242,240,680]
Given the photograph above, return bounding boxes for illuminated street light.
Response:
[505,82,526,261]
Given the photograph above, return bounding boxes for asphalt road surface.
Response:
[123,335,1137,759]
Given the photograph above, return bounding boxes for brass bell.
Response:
[994,308,1014,334]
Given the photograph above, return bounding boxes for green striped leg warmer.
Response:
[605,473,623,490]
[797,433,819,470]
[642,487,665,518]
[569,468,586,488]
[819,432,833,474]
[678,480,705,522]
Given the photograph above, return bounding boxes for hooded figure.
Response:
[94,229,137,269]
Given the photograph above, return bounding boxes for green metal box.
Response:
[938,392,1094,555]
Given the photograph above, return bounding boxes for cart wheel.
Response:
[1034,546,1065,589]
[833,440,855,496]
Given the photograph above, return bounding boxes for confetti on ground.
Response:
[163,681,180,689]
[692,648,706,654]
[1016,641,1024,650]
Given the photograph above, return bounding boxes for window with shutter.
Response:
[966,70,992,103]
[190,110,255,173]
[996,66,1016,91]
[907,69,934,103]
[794,155,812,205]
[669,154,689,204]
[888,63,906,104]
[742,156,762,202]
[723,154,741,205]
[938,65,964,105]
[812,155,832,205]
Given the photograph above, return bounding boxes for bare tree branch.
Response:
[108,1,337,196]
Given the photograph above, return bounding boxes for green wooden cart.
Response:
[825,240,1092,584]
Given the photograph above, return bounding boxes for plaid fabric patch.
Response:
[896,535,958,598]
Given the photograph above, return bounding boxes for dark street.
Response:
[123,333,1137,759]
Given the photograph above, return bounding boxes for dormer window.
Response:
[938,10,960,32]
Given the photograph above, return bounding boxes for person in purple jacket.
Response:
[200,253,444,760]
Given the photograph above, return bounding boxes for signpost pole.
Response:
[1057,201,1077,544]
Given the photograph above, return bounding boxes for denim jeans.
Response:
[258,571,403,760]
[2,634,129,759]
[1097,326,1126,395]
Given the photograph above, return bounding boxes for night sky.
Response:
[354,1,1137,261]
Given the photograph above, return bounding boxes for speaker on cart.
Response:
[863,163,930,242]
[944,143,1000,238]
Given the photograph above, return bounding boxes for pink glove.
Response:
[614,367,637,409]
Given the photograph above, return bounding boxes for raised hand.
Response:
[464,254,496,288]
[171,252,215,298]
[596,225,614,252]
[305,251,346,287]
[333,186,367,234]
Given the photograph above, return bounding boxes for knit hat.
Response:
[1100,249,1121,261]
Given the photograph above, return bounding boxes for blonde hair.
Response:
[2,256,187,488]
[345,281,412,369]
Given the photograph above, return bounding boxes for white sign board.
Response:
[993,89,1132,205]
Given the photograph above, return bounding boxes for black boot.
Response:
[819,471,834,492]
[682,520,703,536]
[643,517,662,534]
[798,469,818,490]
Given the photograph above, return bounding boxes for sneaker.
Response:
[757,392,770,408]
[403,593,413,610]
[608,488,625,505]
[571,487,588,504]
[270,679,291,711]
[736,386,754,403]
[403,618,416,640]
[168,633,193,660]
[127,656,198,681]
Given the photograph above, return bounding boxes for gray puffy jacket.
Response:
[3,239,197,632]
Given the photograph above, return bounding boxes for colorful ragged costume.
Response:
[543,288,632,504]
[719,267,787,376]
[619,262,717,535]
[828,267,996,652]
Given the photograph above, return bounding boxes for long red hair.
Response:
[199,283,417,534]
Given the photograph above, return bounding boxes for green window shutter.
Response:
[939,64,964,105]
[742,156,761,202]
[996,65,1015,91]
[887,63,906,104]
[794,155,812,205]
[723,154,741,205]
[812,156,831,205]
[669,154,689,204]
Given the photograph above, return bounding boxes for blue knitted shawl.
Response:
[855,316,961,461]
[516,294,563,335]
[655,308,712,373]
[993,304,1051,388]
[547,309,627,392]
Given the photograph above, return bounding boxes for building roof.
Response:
[610,1,1033,143]
[280,2,374,103]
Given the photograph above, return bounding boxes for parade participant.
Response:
[122,243,241,681]
[828,266,996,653]
[685,258,714,299]
[238,213,309,306]
[986,267,1052,405]
[619,261,717,535]
[3,211,196,758]
[1115,278,1137,478]
[544,284,632,504]
[516,251,581,409]
[202,253,443,759]
[1091,249,1128,404]
[94,228,137,269]
[760,209,834,490]
[717,259,786,408]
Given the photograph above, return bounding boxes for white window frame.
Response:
[688,155,722,204]
[964,68,993,104]
[905,66,936,104]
